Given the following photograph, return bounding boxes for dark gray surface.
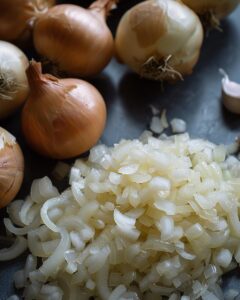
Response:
[0,1,240,299]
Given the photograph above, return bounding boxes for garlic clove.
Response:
[220,69,240,114]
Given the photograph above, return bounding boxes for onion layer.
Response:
[22,61,106,159]
[115,0,204,82]
[33,1,115,76]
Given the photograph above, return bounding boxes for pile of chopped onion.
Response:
[3,131,240,299]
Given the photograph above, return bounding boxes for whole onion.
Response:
[115,0,204,82]
[181,0,239,21]
[22,61,107,159]
[0,0,55,46]
[0,41,29,120]
[0,127,24,209]
[33,0,116,77]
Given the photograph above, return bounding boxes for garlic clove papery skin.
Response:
[221,71,240,114]
[115,0,204,82]
[0,128,24,209]
[181,0,239,20]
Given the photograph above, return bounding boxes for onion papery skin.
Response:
[181,0,239,20]
[33,4,114,77]
[0,41,29,120]
[0,128,24,209]
[115,0,204,82]
[22,63,107,159]
[0,0,55,46]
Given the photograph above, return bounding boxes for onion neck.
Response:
[89,0,117,19]
[26,61,52,96]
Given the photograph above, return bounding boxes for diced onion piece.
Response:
[215,249,232,268]
[96,262,111,300]
[109,285,127,300]
[7,200,24,226]
[118,164,139,175]
[149,177,171,191]
[114,209,136,228]
[0,236,27,261]
[204,264,218,279]
[185,223,204,240]
[86,279,96,290]
[170,119,187,133]
[157,216,174,241]
[150,116,164,134]
[154,200,176,215]
[39,229,70,278]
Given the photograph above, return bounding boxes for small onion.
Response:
[115,0,204,82]
[0,127,24,209]
[0,0,55,46]
[181,0,239,22]
[22,61,107,159]
[33,0,116,77]
[0,41,29,119]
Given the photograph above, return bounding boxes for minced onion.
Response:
[115,0,204,81]
[3,131,240,298]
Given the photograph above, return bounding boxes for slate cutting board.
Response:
[0,1,240,298]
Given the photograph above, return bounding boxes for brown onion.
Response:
[181,0,239,21]
[33,0,116,77]
[22,61,107,159]
[0,0,55,46]
[0,127,24,209]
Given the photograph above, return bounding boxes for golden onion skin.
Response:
[22,62,107,159]
[33,4,114,77]
[0,0,55,45]
[181,0,239,20]
[115,0,204,82]
[0,128,24,209]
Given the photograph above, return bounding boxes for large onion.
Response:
[33,0,116,77]
[0,0,55,46]
[21,61,107,159]
[0,127,24,209]
[115,0,204,82]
